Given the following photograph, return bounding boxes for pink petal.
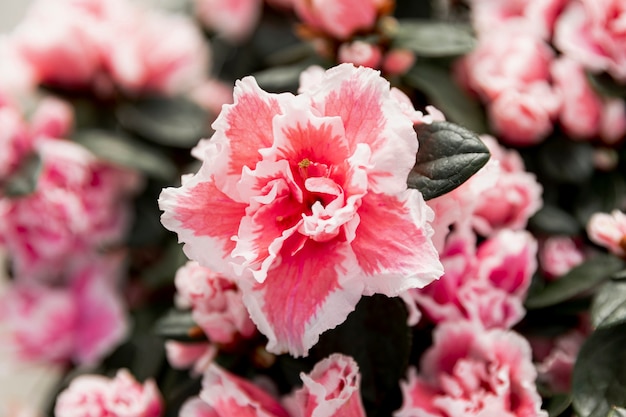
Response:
[353,190,443,295]
[242,238,363,356]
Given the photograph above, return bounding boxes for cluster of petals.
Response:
[412,228,538,330]
[293,0,389,40]
[195,0,263,44]
[0,137,141,281]
[55,369,162,417]
[394,321,547,417]
[0,101,32,183]
[554,0,626,83]
[159,63,443,357]
[587,209,626,256]
[337,41,415,76]
[469,0,568,39]
[534,329,586,393]
[0,255,128,366]
[539,236,585,279]
[180,353,366,417]
[12,0,208,95]
[551,57,626,143]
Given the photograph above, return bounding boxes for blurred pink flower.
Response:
[190,79,235,118]
[55,369,162,417]
[471,136,543,235]
[165,341,215,375]
[284,353,366,417]
[0,102,32,183]
[413,229,537,329]
[488,82,560,146]
[338,41,383,69]
[29,97,74,140]
[293,0,387,39]
[536,330,586,393]
[539,236,585,279]
[395,321,547,417]
[554,0,626,82]
[0,138,141,281]
[181,364,290,417]
[195,0,263,43]
[159,63,442,356]
[382,49,416,76]
[470,0,568,38]
[0,37,37,100]
[175,261,256,344]
[587,209,626,256]
[0,255,128,365]
[458,24,554,101]
[599,98,626,145]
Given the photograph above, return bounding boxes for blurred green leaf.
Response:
[608,407,626,417]
[404,63,487,132]
[572,322,626,417]
[310,295,411,417]
[116,97,209,148]
[528,204,582,236]
[575,172,626,227]
[526,255,625,309]
[154,309,206,342]
[592,281,626,329]
[73,129,177,181]
[253,61,316,93]
[546,394,572,417]
[409,121,490,200]
[142,242,188,289]
[1,152,42,197]
[393,20,476,57]
[539,137,594,184]
[586,71,626,98]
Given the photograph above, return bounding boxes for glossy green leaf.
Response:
[1,152,42,197]
[572,322,626,417]
[526,255,625,309]
[73,129,177,181]
[592,281,626,329]
[393,20,476,57]
[409,121,490,200]
[546,394,572,417]
[404,63,488,133]
[116,97,209,148]
[253,62,313,93]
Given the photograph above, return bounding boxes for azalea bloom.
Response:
[159,63,443,356]
[395,321,547,417]
[55,369,162,417]
[587,209,626,256]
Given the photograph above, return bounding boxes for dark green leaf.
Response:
[310,295,411,417]
[525,255,625,309]
[408,121,490,200]
[404,63,487,133]
[592,281,626,329]
[73,129,176,181]
[393,20,476,57]
[528,204,582,236]
[154,309,206,342]
[116,97,209,148]
[572,322,626,417]
[539,137,594,184]
[586,71,626,98]
[546,394,572,417]
[141,242,188,289]
[575,172,626,227]
[1,152,42,197]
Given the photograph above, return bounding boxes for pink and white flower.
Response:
[536,330,586,393]
[587,209,626,256]
[0,102,32,184]
[175,261,256,344]
[394,321,547,417]
[284,353,367,417]
[471,136,543,235]
[181,364,290,417]
[293,0,388,40]
[159,63,443,356]
[539,236,585,279]
[0,255,128,365]
[195,0,263,43]
[338,41,383,69]
[554,0,626,82]
[413,229,537,329]
[54,369,162,417]
[0,138,141,281]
